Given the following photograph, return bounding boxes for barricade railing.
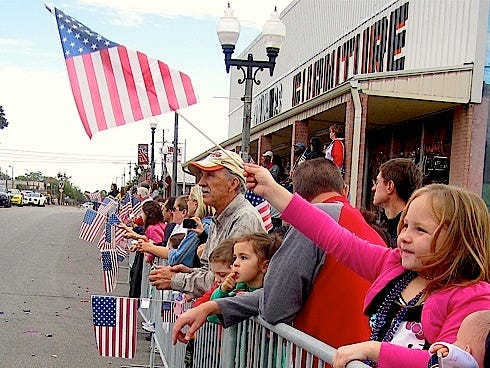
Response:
[137,257,370,368]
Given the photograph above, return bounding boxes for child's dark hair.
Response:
[209,238,236,265]
[142,200,165,228]
[167,233,185,250]
[233,232,282,262]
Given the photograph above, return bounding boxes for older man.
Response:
[149,149,265,298]
[172,158,386,349]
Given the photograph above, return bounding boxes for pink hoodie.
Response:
[281,193,490,368]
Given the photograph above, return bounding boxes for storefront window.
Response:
[366,112,452,209]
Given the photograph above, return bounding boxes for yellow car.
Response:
[8,189,23,206]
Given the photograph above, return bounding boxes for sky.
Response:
[0,0,291,192]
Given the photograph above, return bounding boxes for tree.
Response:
[0,106,9,129]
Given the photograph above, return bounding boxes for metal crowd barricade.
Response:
[219,318,371,368]
[137,257,370,368]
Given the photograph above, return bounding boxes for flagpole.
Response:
[176,111,244,168]
[44,3,54,14]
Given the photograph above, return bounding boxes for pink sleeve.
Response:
[422,283,490,343]
[281,193,391,280]
[378,342,430,368]
[145,223,165,243]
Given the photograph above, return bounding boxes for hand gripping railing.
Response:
[137,257,370,368]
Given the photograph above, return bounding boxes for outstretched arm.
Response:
[243,163,293,212]
[172,301,220,344]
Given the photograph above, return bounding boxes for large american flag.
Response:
[100,249,118,293]
[92,295,138,359]
[245,190,273,232]
[46,5,198,138]
[80,208,106,243]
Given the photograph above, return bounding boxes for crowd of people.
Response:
[106,132,488,368]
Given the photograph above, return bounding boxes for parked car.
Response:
[21,190,33,206]
[81,201,94,210]
[0,187,11,208]
[8,189,23,206]
[27,192,46,207]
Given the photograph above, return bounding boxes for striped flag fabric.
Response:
[138,144,149,165]
[115,241,128,263]
[245,190,273,232]
[97,222,115,251]
[118,198,132,223]
[100,249,118,292]
[91,295,138,359]
[46,5,198,138]
[86,192,102,203]
[80,208,106,243]
[107,213,125,243]
[131,201,143,218]
[98,196,118,216]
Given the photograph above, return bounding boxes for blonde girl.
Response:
[243,164,490,368]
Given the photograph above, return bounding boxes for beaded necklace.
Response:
[364,271,425,368]
[370,270,425,342]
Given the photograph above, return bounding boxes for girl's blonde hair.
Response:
[189,185,214,218]
[398,184,489,291]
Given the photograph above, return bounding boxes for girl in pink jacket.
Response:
[243,163,490,368]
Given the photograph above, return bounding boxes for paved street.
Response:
[0,205,152,368]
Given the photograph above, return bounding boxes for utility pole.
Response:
[161,129,167,182]
[172,113,178,196]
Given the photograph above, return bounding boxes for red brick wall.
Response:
[291,121,309,167]
[450,103,488,194]
[258,135,272,164]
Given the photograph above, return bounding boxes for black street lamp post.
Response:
[149,118,158,183]
[9,165,13,189]
[217,3,286,162]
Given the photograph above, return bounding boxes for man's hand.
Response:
[170,264,193,274]
[148,265,174,290]
[138,239,154,253]
[196,243,206,258]
[332,341,381,368]
[172,301,221,344]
